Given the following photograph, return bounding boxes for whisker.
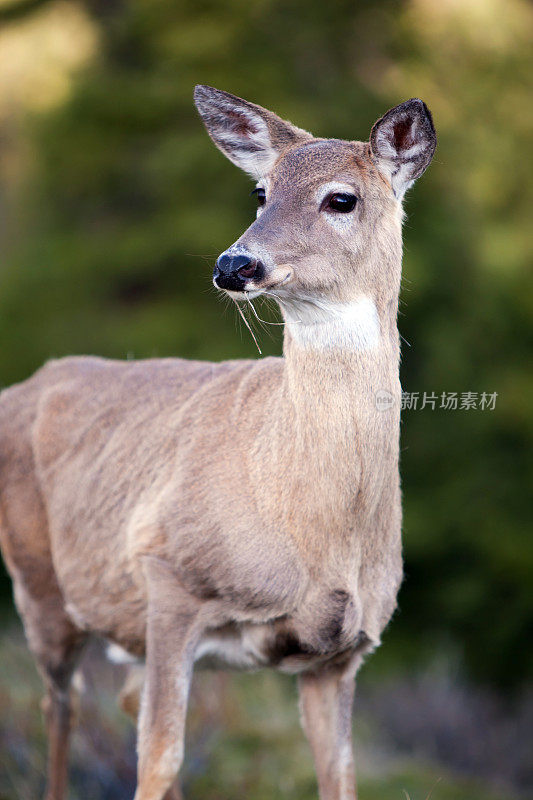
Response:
[245,296,287,326]
[231,298,262,355]
[244,297,276,342]
[247,290,306,326]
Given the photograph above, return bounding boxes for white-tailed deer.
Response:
[0,86,436,800]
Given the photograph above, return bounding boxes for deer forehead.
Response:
[267,139,374,195]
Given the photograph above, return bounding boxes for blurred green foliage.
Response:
[0,0,531,689]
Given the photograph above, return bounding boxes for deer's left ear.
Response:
[194,85,311,179]
[370,99,436,199]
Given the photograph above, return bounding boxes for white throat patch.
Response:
[283,295,381,351]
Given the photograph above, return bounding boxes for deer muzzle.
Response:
[213,251,264,292]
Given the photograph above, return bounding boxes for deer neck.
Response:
[266,291,401,552]
[280,291,400,413]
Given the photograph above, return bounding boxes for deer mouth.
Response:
[218,266,294,303]
[246,266,294,296]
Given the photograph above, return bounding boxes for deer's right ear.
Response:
[370,99,436,200]
[194,85,310,180]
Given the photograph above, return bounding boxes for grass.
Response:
[0,624,519,800]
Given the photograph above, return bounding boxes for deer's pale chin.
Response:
[243,288,264,300]
[223,288,263,301]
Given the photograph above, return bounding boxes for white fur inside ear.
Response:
[283,295,381,351]
[374,116,410,160]
[211,104,277,178]
[372,112,431,199]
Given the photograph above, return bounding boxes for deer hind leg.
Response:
[118,662,145,720]
[13,577,87,800]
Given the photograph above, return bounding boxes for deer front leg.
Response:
[298,664,358,800]
[119,665,183,800]
[134,557,203,800]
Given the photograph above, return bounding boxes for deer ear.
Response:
[370,99,436,199]
[194,85,311,179]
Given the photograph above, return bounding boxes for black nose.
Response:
[213,252,262,291]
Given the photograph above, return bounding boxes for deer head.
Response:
[194,86,436,343]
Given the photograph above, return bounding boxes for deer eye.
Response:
[324,193,357,213]
[251,187,266,207]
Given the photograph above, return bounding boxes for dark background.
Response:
[0,1,531,798]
